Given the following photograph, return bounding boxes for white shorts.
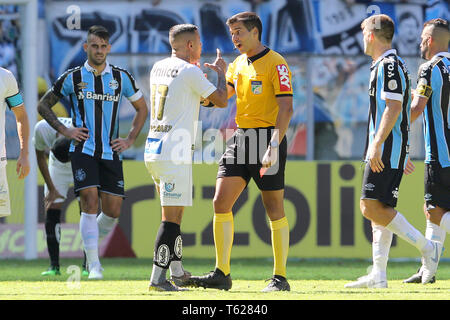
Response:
[44,153,73,204]
[0,165,11,218]
[145,160,192,207]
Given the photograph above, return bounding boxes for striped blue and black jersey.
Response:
[51,61,142,160]
[364,49,411,169]
[415,52,450,167]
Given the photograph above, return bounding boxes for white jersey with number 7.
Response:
[145,57,216,163]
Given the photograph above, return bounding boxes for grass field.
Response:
[0,258,449,300]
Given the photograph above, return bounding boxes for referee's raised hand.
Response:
[204,48,226,74]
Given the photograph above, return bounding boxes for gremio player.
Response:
[345,14,442,289]
[403,18,450,284]
[144,24,227,291]
[38,25,148,280]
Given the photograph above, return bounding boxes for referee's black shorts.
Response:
[424,162,450,210]
[360,162,403,208]
[217,127,287,191]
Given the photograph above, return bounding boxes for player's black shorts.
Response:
[424,163,450,209]
[217,127,287,191]
[360,162,403,208]
[70,151,125,197]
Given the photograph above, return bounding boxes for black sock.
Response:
[153,221,181,269]
[45,209,61,268]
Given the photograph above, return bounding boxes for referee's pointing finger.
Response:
[217,48,222,58]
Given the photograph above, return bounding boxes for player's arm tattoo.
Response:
[37,90,66,133]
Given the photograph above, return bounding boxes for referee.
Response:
[38,25,148,280]
[190,12,294,292]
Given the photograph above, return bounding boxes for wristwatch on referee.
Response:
[269,140,279,148]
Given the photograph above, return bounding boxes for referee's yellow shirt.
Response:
[226,47,293,128]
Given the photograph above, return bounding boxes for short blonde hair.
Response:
[361,14,395,43]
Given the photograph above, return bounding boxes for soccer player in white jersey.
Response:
[144,24,228,291]
[0,67,30,218]
[34,117,90,277]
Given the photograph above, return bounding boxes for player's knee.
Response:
[360,199,375,220]
[213,196,231,213]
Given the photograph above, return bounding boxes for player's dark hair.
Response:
[424,18,449,31]
[51,136,72,163]
[361,14,395,43]
[87,25,110,42]
[226,12,262,41]
[169,24,198,42]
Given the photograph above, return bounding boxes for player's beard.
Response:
[420,47,428,60]
[89,53,107,66]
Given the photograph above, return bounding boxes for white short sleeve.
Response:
[185,65,217,98]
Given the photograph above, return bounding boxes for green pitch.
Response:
[0,258,449,300]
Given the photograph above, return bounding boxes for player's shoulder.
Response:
[110,64,137,79]
[266,49,288,63]
[0,67,16,83]
[55,65,83,82]
[418,58,439,78]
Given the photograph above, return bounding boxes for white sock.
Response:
[150,265,167,285]
[439,212,450,234]
[386,212,432,253]
[80,212,100,269]
[372,224,392,275]
[425,219,447,243]
[169,261,184,277]
[97,212,117,241]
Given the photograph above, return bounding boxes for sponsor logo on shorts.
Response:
[156,244,170,267]
[164,182,175,193]
[364,183,375,191]
[174,235,183,259]
[392,188,399,199]
[0,199,7,207]
[424,193,432,201]
[163,182,182,199]
[117,180,124,189]
[75,169,86,182]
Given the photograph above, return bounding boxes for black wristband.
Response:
[203,101,214,108]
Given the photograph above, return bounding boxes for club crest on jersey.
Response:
[109,79,119,90]
[251,80,262,94]
[276,64,291,92]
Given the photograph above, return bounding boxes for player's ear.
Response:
[83,42,88,52]
[107,43,112,54]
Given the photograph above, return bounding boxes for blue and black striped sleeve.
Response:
[121,69,142,102]
[381,58,403,102]
[51,70,74,98]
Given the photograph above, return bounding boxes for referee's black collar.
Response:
[247,47,270,65]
